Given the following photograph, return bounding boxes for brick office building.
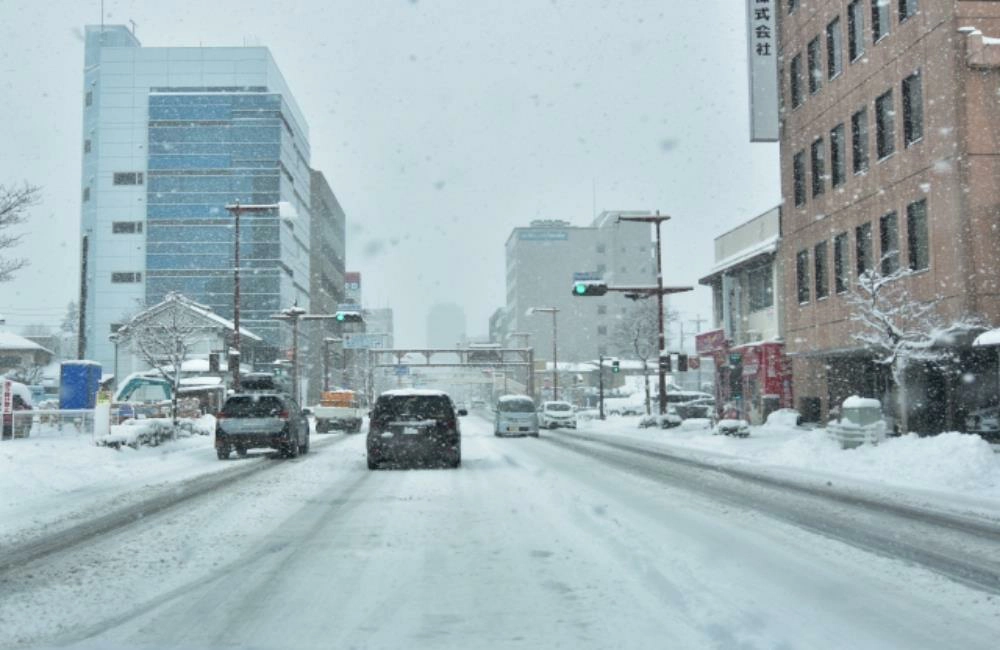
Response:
[777,1,1000,428]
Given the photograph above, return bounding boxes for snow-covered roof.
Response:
[973,328,1000,347]
[179,376,224,387]
[498,394,534,402]
[117,292,263,342]
[0,331,54,355]
[379,388,451,397]
[842,396,881,409]
[699,233,779,283]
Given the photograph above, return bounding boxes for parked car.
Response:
[215,392,310,459]
[674,398,715,420]
[367,389,465,469]
[638,407,682,429]
[714,418,750,438]
[537,400,577,429]
[965,406,1000,442]
[495,394,539,437]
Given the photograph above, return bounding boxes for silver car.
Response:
[215,392,310,459]
[495,395,539,437]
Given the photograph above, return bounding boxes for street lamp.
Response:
[272,307,360,404]
[529,307,559,400]
[108,332,120,394]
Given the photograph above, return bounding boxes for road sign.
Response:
[573,271,602,281]
[336,303,362,312]
[343,333,385,349]
[393,365,410,376]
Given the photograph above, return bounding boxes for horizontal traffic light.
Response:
[335,310,364,323]
[611,360,620,373]
[572,281,608,297]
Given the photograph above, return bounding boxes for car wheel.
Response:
[235,445,247,457]
[285,435,300,458]
[216,444,231,460]
[300,431,310,454]
[367,456,379,470]
[531,432,540,438]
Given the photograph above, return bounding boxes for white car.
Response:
[538,401,577,429]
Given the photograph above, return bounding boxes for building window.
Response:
[856,222,873,276]
[111,272,142,284]
[112,221,143,234]
[597,325,607,336]
[875,90,895,159]
[597,305,607,315]
[796,250,811,304]
[113,172,144,186]
[596,244,606,254]
[848,0,866,61]
[110,323,123,334]
[793,150,807,206]
[903,71,924,146]
[852,108,870,173]
[85,91,92,107]
[596,263,606,274]
[872,0,890,43]
[827,17,843,79]
[788,0,798,14]
[82,187,90,202]
[814,241,830,299]
[748,265,774,312]
[811,137,825,197]
[790,53,804,108]
[830,123,846,187]
[899,0,917,22]
[808,36,823,94]
[83,139,91,154]
[880,211,900,274]
[834,232,850,293]
[907,199,929,271]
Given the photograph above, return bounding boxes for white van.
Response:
[494,394,539,437]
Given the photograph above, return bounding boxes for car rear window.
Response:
[374,395,452,422]
[545,403,572,412]
[222,395,285,417]
[499,398,535,413]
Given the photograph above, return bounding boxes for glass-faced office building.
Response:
[81,26,312,369]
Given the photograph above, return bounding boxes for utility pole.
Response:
[529,308,559,401]
[616,212,692,414]
[689,313,707,391]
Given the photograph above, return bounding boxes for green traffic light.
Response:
[336,313,345,321]
[574,283,586,295]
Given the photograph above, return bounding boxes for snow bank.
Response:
[584,418,1000,503]
[98,414,216,449]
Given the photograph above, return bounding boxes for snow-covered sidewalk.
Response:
[573,415,1000,517]
[0,422,258,548]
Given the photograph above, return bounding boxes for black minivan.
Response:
[367,389,466,470]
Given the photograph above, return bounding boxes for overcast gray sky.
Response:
[0,0,780,347]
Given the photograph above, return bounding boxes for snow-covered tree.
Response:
[613,298,677,415]
[0,183,40,283]
[120,295,207,424]
[844,261,973,433]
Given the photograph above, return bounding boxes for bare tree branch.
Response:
[0,182,41,283]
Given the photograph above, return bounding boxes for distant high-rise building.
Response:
[80,25,313,368]
[427,303,466,349]
[504,213,655,363]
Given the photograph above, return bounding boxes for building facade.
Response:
[776,1,1000,428]
[80,25,313,370]
[504,212,657,365]
[426,302,467,349]
[304,170,347,402]
[698,207,793,424]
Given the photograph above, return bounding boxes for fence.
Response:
[2,409,97,440]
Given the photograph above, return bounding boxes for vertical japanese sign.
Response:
[747,0,779,142]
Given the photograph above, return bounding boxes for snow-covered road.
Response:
[2,415,999,649]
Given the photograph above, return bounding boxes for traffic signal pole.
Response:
[598,355,605,420]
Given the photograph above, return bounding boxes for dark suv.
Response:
[367,389,466,469]
[215,392,310,460]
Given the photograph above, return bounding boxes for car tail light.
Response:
[278,410,289,419]
[215,412,225,420]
